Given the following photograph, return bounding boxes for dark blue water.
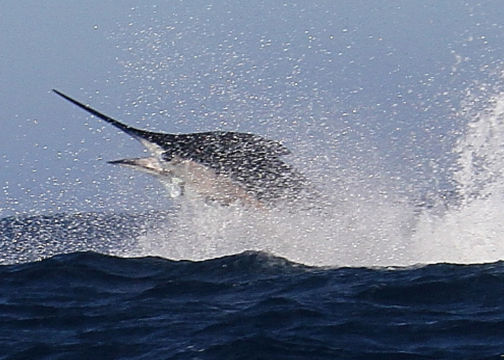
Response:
[1,214,504,359]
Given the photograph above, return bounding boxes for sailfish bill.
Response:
[53,89,309,207]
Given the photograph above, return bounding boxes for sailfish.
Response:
[53,90,309,208]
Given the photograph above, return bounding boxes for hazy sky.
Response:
[2,1,504,217]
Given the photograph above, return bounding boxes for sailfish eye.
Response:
[162,151,173,161]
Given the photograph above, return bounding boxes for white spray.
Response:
[131,86,504,267]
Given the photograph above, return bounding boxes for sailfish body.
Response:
[53,90,308,207]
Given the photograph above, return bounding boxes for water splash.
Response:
[131,179,416,267]
[126,80,504,267]
[409,87,504,265]
[453,89,504,205]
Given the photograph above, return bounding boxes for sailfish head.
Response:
[52,90,189,196]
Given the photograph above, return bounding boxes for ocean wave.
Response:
[1,251,503,359]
